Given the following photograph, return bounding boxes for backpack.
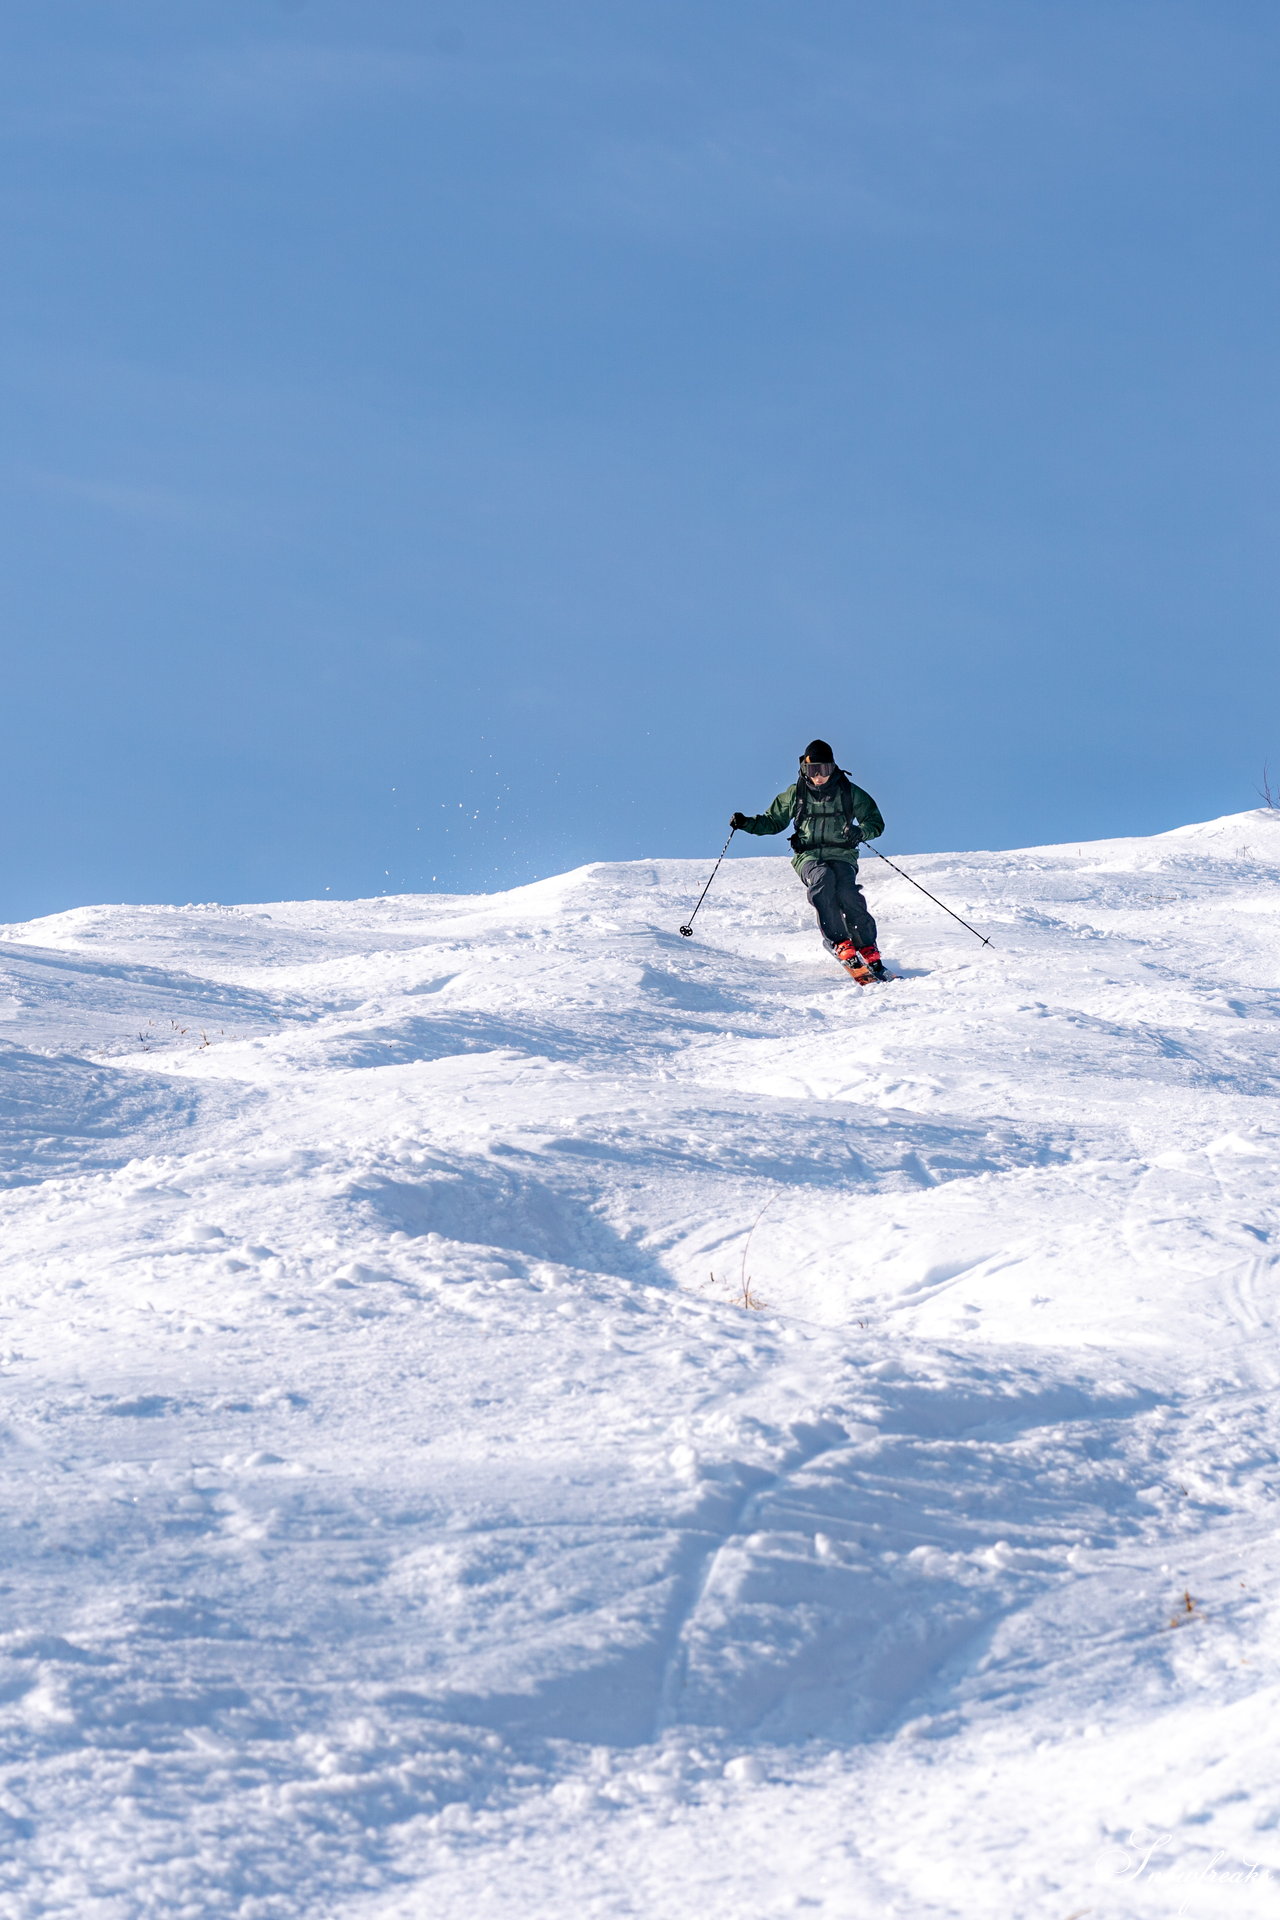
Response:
[789,770,860,856]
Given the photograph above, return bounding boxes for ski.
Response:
[834,942,892,985]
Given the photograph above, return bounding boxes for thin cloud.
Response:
[16,466,245,533]
[0,40,444,141]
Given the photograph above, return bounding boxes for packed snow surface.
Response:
[2,812,1280,1918]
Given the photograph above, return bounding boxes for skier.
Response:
[731,740,889,983]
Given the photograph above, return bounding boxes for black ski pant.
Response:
[798,857,878,952]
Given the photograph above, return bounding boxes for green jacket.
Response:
[738,773,884,873]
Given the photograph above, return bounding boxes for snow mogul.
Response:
[731,740,889,984]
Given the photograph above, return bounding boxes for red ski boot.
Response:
[834,940,874,983]
[835,942,890,984]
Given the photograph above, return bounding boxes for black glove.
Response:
[730,812,748,831]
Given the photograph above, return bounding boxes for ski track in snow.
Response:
[1,812,1279,1917]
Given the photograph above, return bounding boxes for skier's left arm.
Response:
[849,784,884,841]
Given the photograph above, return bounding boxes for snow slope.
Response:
[2,811,1280,1918]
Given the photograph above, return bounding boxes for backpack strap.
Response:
[790,769,858,853]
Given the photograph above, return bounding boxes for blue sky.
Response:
[2,1,1278,916]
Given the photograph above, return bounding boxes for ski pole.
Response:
[679,827,736,937]
[863,843,993,947]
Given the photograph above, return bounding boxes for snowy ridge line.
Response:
[0,810,1279,1917]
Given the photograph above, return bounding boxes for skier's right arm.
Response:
[731,785,797,836]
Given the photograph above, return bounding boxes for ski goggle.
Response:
[801,760,835,778]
